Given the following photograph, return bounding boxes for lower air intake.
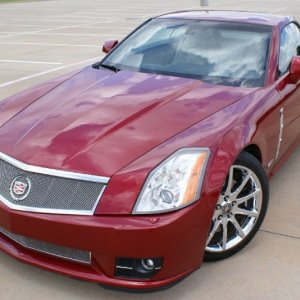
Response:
[0,227,91,264]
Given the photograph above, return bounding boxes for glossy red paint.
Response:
[0,192,218,289]
[102,40,119,54]
[0,11,299,290]
[0,67,256,177]
[159,10,293,29]
[0,68,83,128]
[290,56,300,81]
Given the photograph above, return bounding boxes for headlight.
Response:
[133,148,210,214]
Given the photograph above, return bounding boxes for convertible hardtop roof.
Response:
[157,10,294,29]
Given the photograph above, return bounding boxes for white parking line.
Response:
[0,21,128,39]
[77,26,134,29]
[58,12,149,17]
[0,59,62,65]
[30,33,125,37]
[0,56,102,88]
[0,23,92,38]
[9,18,114,24]
[1,24,55,28]
[0,32,19,34]
[0,41,99,48]
[271,3,300,12]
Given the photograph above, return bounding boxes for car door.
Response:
[275,22,300,160]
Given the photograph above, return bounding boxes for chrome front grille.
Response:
[0,152,109,215]
[0,227,91,264]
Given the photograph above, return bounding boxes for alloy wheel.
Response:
[206,165,263,252]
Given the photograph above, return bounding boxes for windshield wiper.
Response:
[98,63,120,72]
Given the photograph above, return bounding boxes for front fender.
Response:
[96,105,251,215]
[97,84,278,215]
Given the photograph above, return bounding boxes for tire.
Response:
[204,151,269,261]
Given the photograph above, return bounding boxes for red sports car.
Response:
[0,10,299,291]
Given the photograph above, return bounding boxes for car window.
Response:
[278,23,300,75]
[102,19,272,88]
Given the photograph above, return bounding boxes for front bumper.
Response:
[0,194,215,290]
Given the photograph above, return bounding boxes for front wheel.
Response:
[204,151,269,261]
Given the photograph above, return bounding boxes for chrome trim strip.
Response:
[267,159,274,169]
[0,152,110,184]
[0,191,104,216]
[275,108,284,160]
[91,186,106,213]
[0,152,109,215]
[116,265,161,270]
[116,265,134,270]
[0,227,91,264]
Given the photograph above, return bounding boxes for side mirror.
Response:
[102,40,118,54]
[290,56,300,82]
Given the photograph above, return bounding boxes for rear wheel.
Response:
[204,151,269,261]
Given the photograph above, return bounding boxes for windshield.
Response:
[101,19,272,87]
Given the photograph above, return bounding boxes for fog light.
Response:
[115,257,163,279]
[141,259,154,271]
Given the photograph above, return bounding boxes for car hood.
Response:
[0,66,256,177]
